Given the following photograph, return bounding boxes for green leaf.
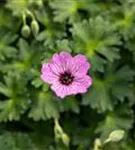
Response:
[71,16,121,71]
[110,66,135,103]
[31,78,43,88]
[56,39,72,53]
[49,0,78,22]
[56,96,80,114]
[82,78,113,112]
[114,2,135,40]
[6,0,28,16]
[0,74,30,122]
[17,38,30,59]
[28,91,59,121]
[0,132,34,150]
[0,33,18,61]
[82,65,134,112]
[0,73,27,98]
[0,97,30,122]
[95,105,134,139]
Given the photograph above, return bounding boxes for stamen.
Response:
[60,72,74,85]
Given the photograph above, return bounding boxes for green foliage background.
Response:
[0,0,135,149]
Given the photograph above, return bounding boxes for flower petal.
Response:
[41,63,59,84]
[71,75,92,94]
[48,62,64,75]
[52,52,72,64]
[51,82,72,98]
[70,54,91,76]
[51,52,73,73]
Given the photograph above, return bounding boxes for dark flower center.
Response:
[60,72,74,85]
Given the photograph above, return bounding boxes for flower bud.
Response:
[31,20,39,37]
[21,25,30,38]
[108,130,125,142]
[104,129,125,144]
[93,138,102,150]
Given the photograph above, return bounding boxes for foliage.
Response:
[0,0,135,149]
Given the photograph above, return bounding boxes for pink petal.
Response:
[71,75,92,94]
[70,54,91,76]
[52,52,72,64]
[51,52,73,73]
[41,63,59,84]
[48,62,64,75]
[51,82,72,98]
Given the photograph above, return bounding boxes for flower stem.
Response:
[22,12,26,25]
[25,9,35,20]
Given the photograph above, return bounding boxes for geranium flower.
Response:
[41,52,92,98]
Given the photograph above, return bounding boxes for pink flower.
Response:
[41,52,92,98]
